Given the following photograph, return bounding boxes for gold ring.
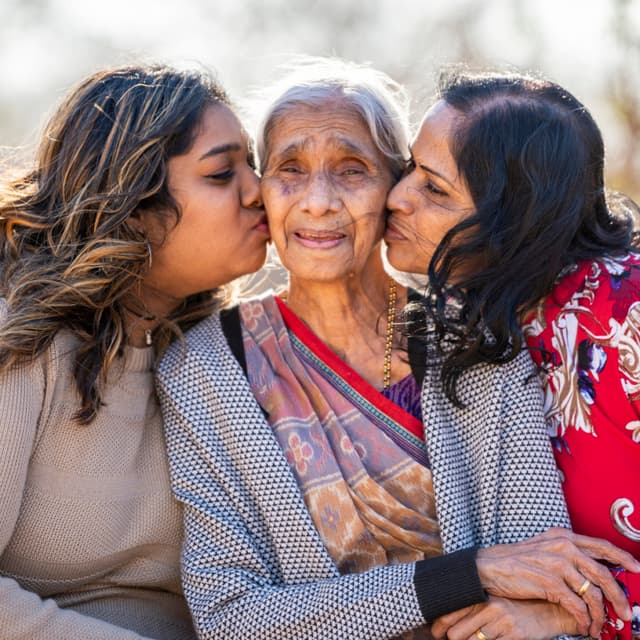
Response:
[577,579,591,597]
[475,629,489,640]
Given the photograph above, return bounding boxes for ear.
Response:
[127,207,168,247]
[126,208,149,236]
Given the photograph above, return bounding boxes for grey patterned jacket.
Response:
[157,312,570,640]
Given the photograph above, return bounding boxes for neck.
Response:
[286,251,390,333]
[122,285,184,348]
[284,250,407,388]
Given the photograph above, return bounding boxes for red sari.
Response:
[523,253,640,639]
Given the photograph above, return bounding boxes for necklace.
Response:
[382,279,397,390]
[124,304,157,347]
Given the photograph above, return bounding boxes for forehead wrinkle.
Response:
[328,135,376,161]
[270,133,381,169]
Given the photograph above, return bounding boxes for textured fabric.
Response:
[240,295,442,574]
[381,373,423,422]
[523,253,640,639]
[413,547,485,621]
[0,303,195,639]
[157,311,571,639]
[421,346,571,553]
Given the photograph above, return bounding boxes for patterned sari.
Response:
[239,294,442,575]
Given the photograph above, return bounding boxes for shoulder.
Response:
[554,253,640,313]
[525,253,640,335]
[0,298,76,380]
[457,348,537,394]
[157,312,227,381]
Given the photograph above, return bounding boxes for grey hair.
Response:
[254,57,410,179]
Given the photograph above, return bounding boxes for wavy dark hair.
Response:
[420,69,640,403]
[0,64,230,423]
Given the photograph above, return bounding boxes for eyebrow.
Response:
[198,143,242,161]
[409,147,456,189]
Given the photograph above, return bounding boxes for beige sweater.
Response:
[0,323,196,639]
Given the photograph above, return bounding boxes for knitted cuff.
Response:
[413,547,487,622]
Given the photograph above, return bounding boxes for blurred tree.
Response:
[610,0,640,201]
[0,0,637,204]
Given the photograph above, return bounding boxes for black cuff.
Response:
[413,547,487,622]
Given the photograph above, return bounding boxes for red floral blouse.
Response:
[523,253,640,639]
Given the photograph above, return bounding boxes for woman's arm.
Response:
[174,442,426,640]
[0,346,152,640]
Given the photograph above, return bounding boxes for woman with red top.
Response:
[522,254,640,636]
[385,67,640,639]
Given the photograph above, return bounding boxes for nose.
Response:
[300,172,341,217]
[241,168,263,209]
[386,177,413,216]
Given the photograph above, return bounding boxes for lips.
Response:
[384,219,407,241]
[253,214,270,235]
[294,228,346,249]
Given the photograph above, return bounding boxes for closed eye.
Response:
[426,181,447,197]
[206,169,235,181]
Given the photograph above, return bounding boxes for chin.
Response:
[253,247,269,270]
[242,246,268,269]
[386,256,410,274]
[387,250,425,276]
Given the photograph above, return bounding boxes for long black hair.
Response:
[421,69,639,403]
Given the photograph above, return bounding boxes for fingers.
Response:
[431,605,478,639]
[442,599,522,640]
[444,597,584,640]
[531,527,640,572]
[572,531,640,572]
[441,605,498,640]
[545,574,591,636]
[565,572,604,637]
[569,552,631,621]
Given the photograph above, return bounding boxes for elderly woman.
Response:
[157,60,637,640]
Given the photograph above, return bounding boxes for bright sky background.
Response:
[0,0,638,177]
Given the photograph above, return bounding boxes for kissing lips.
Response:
[294,228,346,249]
[252,214,270,237]
[384,219,407,242]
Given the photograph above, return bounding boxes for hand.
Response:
[475,527,640,637]
[431,596,581,640]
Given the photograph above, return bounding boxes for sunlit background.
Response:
[1,0,638,199]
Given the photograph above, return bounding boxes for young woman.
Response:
[0,63,268,639]
[385,68,640,640]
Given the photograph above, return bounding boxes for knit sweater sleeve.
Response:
[0,334,152,640]
[157,315,486,640]
[495,349,571,538]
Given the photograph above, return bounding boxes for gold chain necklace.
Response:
[382,279,397,390]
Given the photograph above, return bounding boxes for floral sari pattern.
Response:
[523,253,640,639]
[240,294,442,579]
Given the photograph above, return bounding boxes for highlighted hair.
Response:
[0,64,230,422]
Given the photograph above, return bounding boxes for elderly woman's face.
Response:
[260,103,393,282]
